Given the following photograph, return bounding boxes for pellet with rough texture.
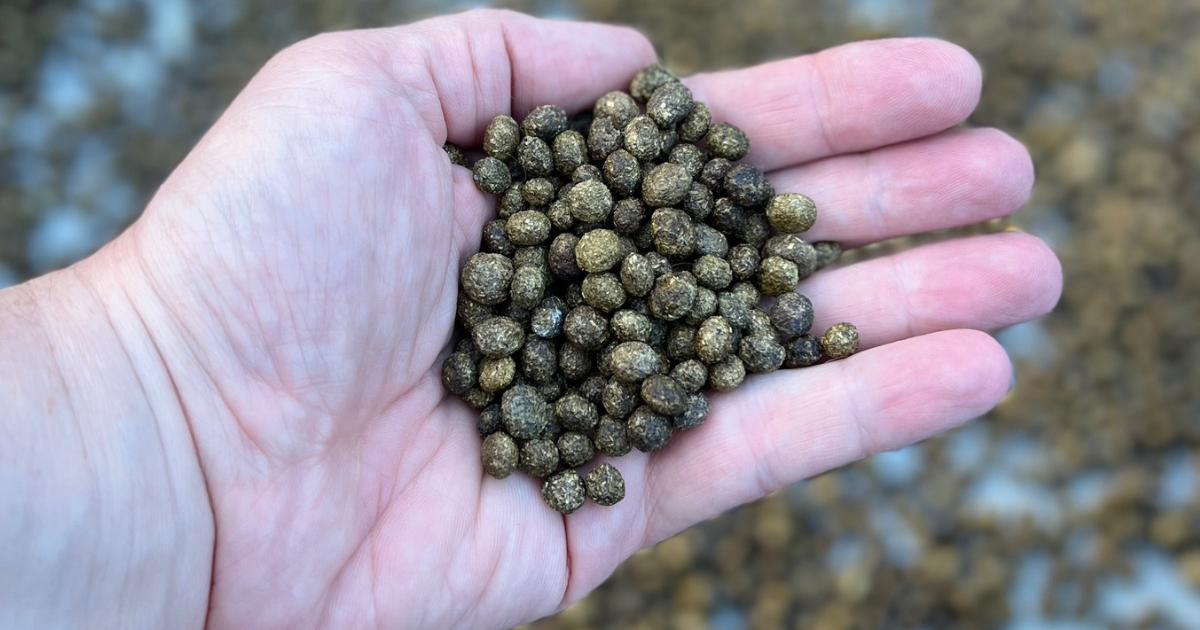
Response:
[585,463,626,506]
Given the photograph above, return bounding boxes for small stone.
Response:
[519,439,560,478]
[563,305,610,350]
[553,130,587,176]
[642,163,693,208]
[555,392,599,432]
[784,334,824,368]
[542,470,586,514]
[472,317,525,358]
[594,416,632,456]
[472,156,512,194]
[696,315,736,364]
[641,374,689,416]
[517,136,554,178]
[584,463,626,507]
[674,393,710,430]
[478,356,516,392]
[757,256,800,296]
[767,192,818,233]
[522,104,568,141]
[678,102,712,143]
[671,359,709,393]
[706,122,750,161]
[630,63,679,102]
[770,293,815,340]
[594,91,640,128]
[624,115,663,162]
[821,323,860,360]
[724,164,774,207]
[649,272,699,321]
[481,432,519,479]
[739,334,786,374]
[521,336,558,383]
[566,179,614,223]
[441,351,477,395]
[576,229,622,273]
[708,355,746,392]
[610,341,663,383]
[647,81,694,127]
[483,115,521,159]
[557,432,595,468]
[627,406,674,452]
[501,384,549,440]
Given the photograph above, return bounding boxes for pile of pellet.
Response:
[441,63,858,514]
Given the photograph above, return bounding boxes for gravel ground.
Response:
[3,0,1199,628]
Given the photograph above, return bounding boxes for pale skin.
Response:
[0,9,1062,630]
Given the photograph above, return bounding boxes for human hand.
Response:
[10,8,1060,630]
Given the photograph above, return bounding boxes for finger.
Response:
[641,329,1012,544]
[685,38,981,170]
[769,128,1034,247]
[801,232,1062,351]
[397,9,656,144]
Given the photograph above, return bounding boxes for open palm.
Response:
[111,9,1060,629]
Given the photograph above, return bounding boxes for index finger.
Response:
[685,38,982,170]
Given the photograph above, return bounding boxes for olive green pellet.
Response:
[678,101,712,143]
[477,404,503,437]
[767,192,818,233]
[522,337,558,384]
[647,81,694,127]
[730,281,761,309]
[724,163,774,207]
[482,219,517,257]
[674,393,710,430]
[602,378,640,419]
[594,90,640,128]
[472,156,512,194]
[746,307,776,338]
[624,115,663,162]
[594,416,632,457]
[642,163,692,208]
[814,241,844,270]
[737,212,771,247]
[522,104,568,141]
[557,432,595,468]
[519,439,559,478]
[563,305,610,350]
[667,324,699,362]
[610,341,663,383]
[566,179,613,223]
[710,197,745,233]
[620,253,656,297]
[716,291,752,330]
[641,374,689,416]
[498,185,526,219]
[696,315,736,364]
[611,309,654,342]
[706,121,750,161]
[588,116,622,161]
[627,406,674,452]
[784,334,824,368]
[558,341,593,381]
[483,115,521,159]
[576,228,622,272]
[481,431,519,479]
[698,157,732,193]
[585,463,626,507]
[686,286,719,326]
[649,271,698,321]
[581,272,627,313]
[472,316,524,358]
[441,351,477,395]
[500,384,549,440]
[553,130,587,176]
[757,256,800,296]
[555,392,599,432]
[671,359,709,393]
[573,163,602,183]
[505,210,551,246]
[692,254,733,290]
[708,355,746,392]
[630,63,679,102]
[517,135,554,178]
[444,142,466,166]
[530,295,567,339]
[821,322,860,360]
[478,356,516,392]
[770,293,815,341]
[763,234,818,278]
[456,292,494,332]
[542,470,586,514]
[461,253,513,306]
[578,375,608,405]
[739,334,786,374]
[603,149,643,198]
[462,387,495,410]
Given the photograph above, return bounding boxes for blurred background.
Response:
[2,0,1199,627]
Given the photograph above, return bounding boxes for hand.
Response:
[6,8,1061,630]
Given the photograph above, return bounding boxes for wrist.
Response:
[0,239,213,629]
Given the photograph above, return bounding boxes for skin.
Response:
[0,9,1061,630]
